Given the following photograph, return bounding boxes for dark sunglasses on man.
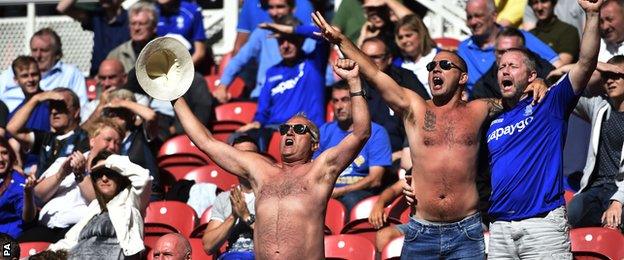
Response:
[279,124,311,136]
[426,60,465,72]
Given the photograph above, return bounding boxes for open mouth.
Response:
[285,139,294,146]
[501,79,513,90]
[432,76,443,86]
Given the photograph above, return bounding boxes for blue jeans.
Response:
[218,251,255,260]
[397,212,485,260]
[567,183,622,229]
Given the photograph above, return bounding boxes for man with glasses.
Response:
[313,81,392,216]
[313,11,548,258]
[173,58,370,259]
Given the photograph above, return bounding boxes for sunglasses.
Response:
[426,60,465,72]
[91,167,122,180]
[279,124,312,136]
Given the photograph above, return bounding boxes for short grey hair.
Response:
[129,1,159,28]
[290,112,319,143]
[467,0,497,13]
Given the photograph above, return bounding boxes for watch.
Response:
[349,89,367,98]
[244,214,255,226]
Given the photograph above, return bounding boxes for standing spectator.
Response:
[523,0,585,36]
[153,233,192,260]
[0,28,88,112]
[458,0,559,92]
[57,0,130,77]
[7,88,89,178]
[0,137,36,239]
[48,152,152,259]
[8,56,49,132]
[107,1,159,73]
[529,0,580,65]
[156,0,206,67]
[332,0,366,43]
[314,82,392,215]
[598,0,624,62]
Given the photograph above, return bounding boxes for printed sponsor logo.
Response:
[487,116,534,142]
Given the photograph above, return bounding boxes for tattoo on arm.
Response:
[486,99,503,118]
[423,110,436,132]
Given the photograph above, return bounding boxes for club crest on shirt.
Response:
[353,155,365,167]
[524,104,533,116]
[176,17,184,29]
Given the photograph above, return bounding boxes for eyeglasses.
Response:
[426,60,465,72]
[279,124,311,136]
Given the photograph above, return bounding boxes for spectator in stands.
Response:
[107,1,159,73]
[0,232,20,259]
[391,14,437,99]
[27,249,69,260]
[173,55,370,259]
[155,0,207,67]
[565,55,624,231]
[0,137,36,239]
[153,233,191,260]
[332,0,366,43]
[314,81,392,214]
[529,0,580,65]
[233,15,329,151]
[48,151,151,258]
[357,0,413,57]
[472,28,555,99]
[202,135,260,259]
[494,0,526,27]
[8,56,49,132]
[84,89,162,201]
[486,0,601,256]
[232,0,314,54]
[7,88,89,178]
[598,0,624,62]
[213,0,317,103]
[523,0,584,36]
[18,119,123,243]
[0,28,88,112]
[458,0,560,92]
[360,37,429,160]
[57,0,130,77]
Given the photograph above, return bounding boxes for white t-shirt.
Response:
[399,49,437,98]
[598,39,624,62]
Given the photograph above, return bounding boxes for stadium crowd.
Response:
[0,0,623,259]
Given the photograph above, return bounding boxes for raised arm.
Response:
[312,12,424,116]
[569,0,603,94]
[363,0,413,20]
[56,0,88,24]
[172,97,268,182]
[315,59,371,183]
[7,91,64,149]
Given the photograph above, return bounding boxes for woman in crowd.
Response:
[0,137,36,238]
[48,150,151,259]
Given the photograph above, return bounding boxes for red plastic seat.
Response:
[564,189,575,205]
[214,101,257,124]
[324,234,376,260]
[190,206,215,238]
[85,78,98,101]
[325,198,347,235]
[145,201,198,237]
[326,101,334,122]
[350,195,380,221]
[158,135,212,166]
[183,164,240,191]
[434,37,461,51]
[205,74,245,100]
[19,241,50,258]
[381,235,404,260]
[340,218,402,246]
[266,131,282,163]
[570,227,624,259]
[189,237,213,259]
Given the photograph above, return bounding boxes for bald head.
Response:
[97,59,127,90]
[153,233,191,260]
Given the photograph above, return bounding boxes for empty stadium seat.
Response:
[324,234,376,260]
[325,198,347,235]
[204,74,245,100]
[381,236,404,260]
[145,201,198,237]
[19,241,50,259]
[349,195,380,221]
[158,135,212,165]
[183,165,239,191]
[85,78,98,101]
[190,206,215,238]
[570,227,624,259]
[266,131,282,163]
[214,101,257,123]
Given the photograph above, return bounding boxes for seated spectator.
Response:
[391,15,437,98]
[155,0,206,67]
[18,119,123,243]
[357,0,412,57]
[48,151,151,258]
[360,37,429,159]
[84,89,162,200]
[313,82,392,215]
[0,137,36,239]
[27,249,69,260]
[7,88,89,178]
[202,135,259,259]
[107,1,159,73]
[0,232,20,259]
[528,0,580,65]
[566,55,624,231]
[153,233,191,260]
[57,0,130,77]
[212,0,317,103]
[233,15,329,151]
[0,28,88,112]
[472,27,555,99]
[598,0,624,62]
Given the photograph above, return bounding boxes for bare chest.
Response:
[407,109,481,148]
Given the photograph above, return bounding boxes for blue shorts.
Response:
[396,212,485,259]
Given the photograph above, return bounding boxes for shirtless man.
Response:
[171,59,370,259]
[313,12,547,258]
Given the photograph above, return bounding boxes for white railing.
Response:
[417,0,470,40]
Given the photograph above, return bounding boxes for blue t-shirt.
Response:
[237,0,314,33]
[8,101,50,132]
[486,74,579,221]
[314,122,392,187]
[253,25,328,127]
[82,8,130,77]
[157,1,207,54]
[0,171,27,238]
